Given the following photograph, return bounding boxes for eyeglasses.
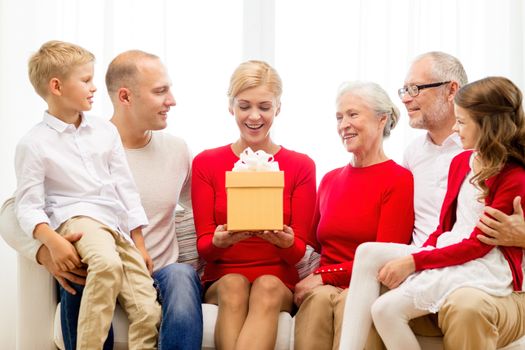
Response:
[398,81,451,99]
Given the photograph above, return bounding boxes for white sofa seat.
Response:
[201,304,294,350]
[18,253,525,350]
[52,302,294,350]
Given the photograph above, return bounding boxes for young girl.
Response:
[339,76,525,350]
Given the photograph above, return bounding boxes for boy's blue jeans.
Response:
[60,263,203,350]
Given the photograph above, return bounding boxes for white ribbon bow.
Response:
[232,147,280,172]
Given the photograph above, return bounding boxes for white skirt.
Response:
[401,247,513,313]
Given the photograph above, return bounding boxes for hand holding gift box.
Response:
[226,148,284,231]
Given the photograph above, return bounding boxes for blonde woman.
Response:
[191,60,316,350]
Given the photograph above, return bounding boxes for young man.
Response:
[2,49,203,350]
[15,41,160,349]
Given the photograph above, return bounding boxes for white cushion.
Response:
[174,209,205,275]
[295,245,320,279]
[501,335,525,350]
[54,303,129,350]
[201,303,293,350]
[55,303,296,350]
[53,302,525,350]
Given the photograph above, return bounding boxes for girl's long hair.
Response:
[454,76,525,198]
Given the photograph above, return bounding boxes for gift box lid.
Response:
[225,171,284,188]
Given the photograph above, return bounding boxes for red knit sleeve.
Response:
[413,166,525,272]
[191,152,229,262]
[316,261,354,288]
[277,155,316,265]
[374,169,414,244]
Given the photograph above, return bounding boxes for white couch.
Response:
[17,249,525,350]
[13,208,525,350]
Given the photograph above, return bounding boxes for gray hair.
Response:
[336,81,400,137]
[414,51,468,87]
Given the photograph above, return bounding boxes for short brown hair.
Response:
[105,50,159,97]
[28,40,95,98]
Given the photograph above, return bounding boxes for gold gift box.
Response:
[225,171,284,231]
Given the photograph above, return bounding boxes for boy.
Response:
[14,40,160,349]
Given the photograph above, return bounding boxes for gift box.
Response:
[226,171,284,231]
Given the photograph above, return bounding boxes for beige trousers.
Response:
[294,285,348,350]
[58,216,161,350]
[365,287,525,350]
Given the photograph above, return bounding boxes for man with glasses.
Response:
[398,80,450,100]
[366,51,525,349]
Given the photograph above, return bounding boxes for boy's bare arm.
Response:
[34,223,82,271]
[130,227,153,274]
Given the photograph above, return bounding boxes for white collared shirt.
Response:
[403,133,463,247]
[14,112,148,239]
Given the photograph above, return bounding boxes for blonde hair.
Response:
[336,81,400,137]
[105,50,160,96]
[454,76,525,199]
[227,60,282,106]
[28,40,95,98]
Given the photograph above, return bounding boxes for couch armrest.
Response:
[17,254,57,350]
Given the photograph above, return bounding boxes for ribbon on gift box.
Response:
[232,147,280,172]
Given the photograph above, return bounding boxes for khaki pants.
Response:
[366,287,525,350]
[294,285,348,350]
[58,216,161,350]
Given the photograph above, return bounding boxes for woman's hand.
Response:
[377,255,415,289]
[212,224,254,248]
[256,224,294,248]
[294,273,323,307]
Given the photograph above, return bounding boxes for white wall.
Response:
[1,1,524,348]
[0,1,42,346]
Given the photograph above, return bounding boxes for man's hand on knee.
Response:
[294,273,323,307]
[36,232,87,294]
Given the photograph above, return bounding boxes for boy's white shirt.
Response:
[14,112,147,240]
